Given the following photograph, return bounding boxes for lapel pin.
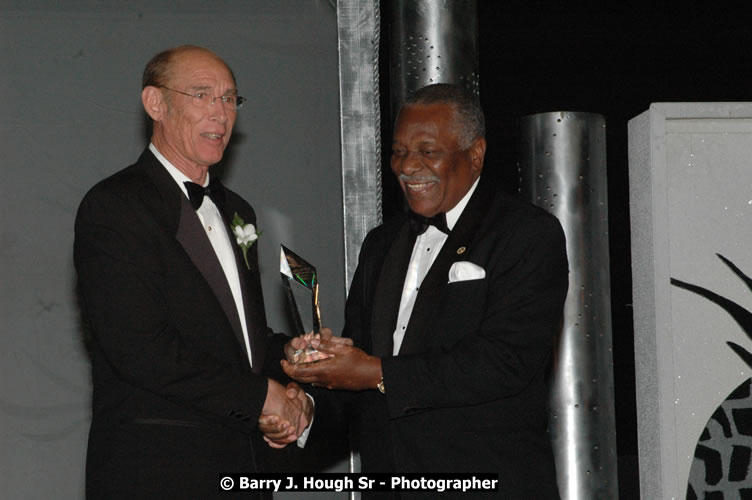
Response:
[456,246,466,255]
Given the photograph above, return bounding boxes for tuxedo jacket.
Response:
[344,175,568,499]
[74,149,288,499]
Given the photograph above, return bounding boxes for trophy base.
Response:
[292,342,331,363]
[292,346,316,362]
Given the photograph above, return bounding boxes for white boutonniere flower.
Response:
[232,212,261,269]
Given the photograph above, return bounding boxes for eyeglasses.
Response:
[159,86,246,111]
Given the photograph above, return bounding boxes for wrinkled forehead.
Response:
[394,104,461,140]
[397,102,459,125]
[168,49,236,88]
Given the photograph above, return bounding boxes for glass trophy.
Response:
[280,245,322,363]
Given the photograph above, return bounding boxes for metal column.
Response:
[337,0,383,292]
[389,0,479,115]
[337,3,383,497]
[519,112,619,499]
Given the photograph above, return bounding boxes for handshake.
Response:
[257,328,357,448]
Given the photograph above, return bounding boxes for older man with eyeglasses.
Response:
[74,45,310,500]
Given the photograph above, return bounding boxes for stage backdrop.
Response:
[629,103,752,499]
[0,2,346,498]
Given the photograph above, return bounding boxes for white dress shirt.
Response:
[392,178,480,355]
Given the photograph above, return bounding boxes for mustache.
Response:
[399,174,440,184]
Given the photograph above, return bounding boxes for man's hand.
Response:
[282,337,381,391]
[284,327,354,364]
[258,380,313,448]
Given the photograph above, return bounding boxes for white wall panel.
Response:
[629,103,752,499]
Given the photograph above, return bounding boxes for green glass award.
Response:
[280,245,322,362]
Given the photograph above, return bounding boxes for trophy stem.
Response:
[314,282,322,332]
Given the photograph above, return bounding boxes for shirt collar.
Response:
[445,177,480,231]
[149,143,210,198]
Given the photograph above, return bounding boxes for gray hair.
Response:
[401,83,485,149]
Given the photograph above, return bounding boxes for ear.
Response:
[469,136,487,173]
[141,86,166,122]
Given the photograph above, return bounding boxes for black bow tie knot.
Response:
[184,177,225,210]
[407,211,449,235]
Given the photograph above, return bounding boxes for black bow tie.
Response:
[184,177,225,210]
[407,211,449,235]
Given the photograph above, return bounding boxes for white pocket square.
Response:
[448,261,486,283]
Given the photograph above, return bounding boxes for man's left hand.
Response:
[281,339,381,391]
[284,327,353,364]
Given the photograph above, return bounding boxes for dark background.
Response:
[378,3,752,498]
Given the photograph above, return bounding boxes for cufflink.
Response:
[377,377,385,394]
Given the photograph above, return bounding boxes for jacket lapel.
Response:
[175,195,249,360]
[398,176,495,355]
[138,150,251,366]
[219,203,267,374]
[369,222,417,357]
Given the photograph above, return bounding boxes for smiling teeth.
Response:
[203,133,221,139]
[407,182,432,190]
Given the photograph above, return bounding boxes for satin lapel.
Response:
[370,221,417,357]
[136,149,249,366]
[398,177,496,355]
[219,204,266,374]
[175,196,248,357]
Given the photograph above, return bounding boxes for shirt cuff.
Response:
[296,393,315,448]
